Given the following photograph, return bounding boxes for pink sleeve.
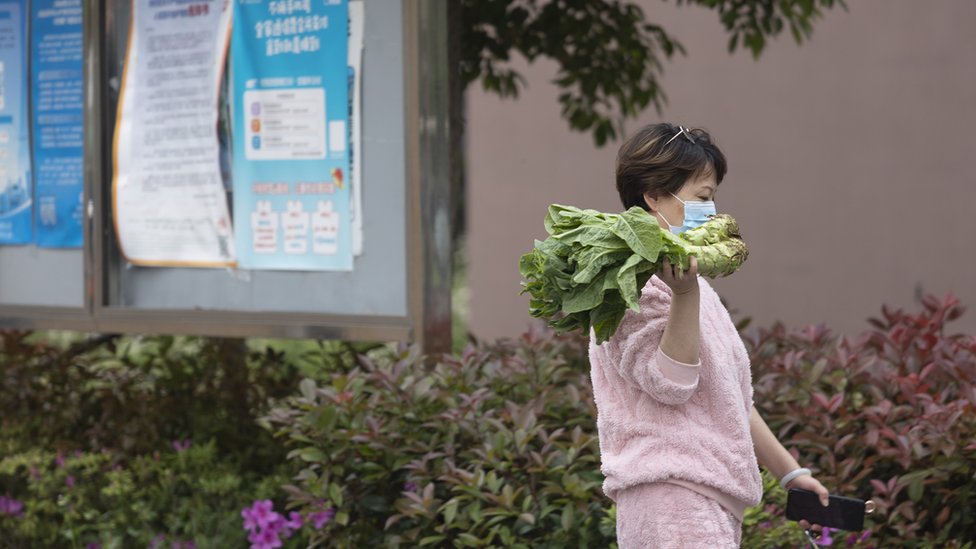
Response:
[605,285,702,405]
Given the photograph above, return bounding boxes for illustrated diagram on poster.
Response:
[31,0,84,248]
[112,0,236,266]
[0,0,32,245]
[232,0,352,271]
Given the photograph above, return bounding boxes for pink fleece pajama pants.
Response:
[615,483,742,548]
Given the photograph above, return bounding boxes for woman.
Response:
[588,123,830,548]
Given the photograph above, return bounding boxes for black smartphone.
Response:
[785,489,866,531]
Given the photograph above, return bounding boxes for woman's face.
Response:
[643,173,718,231]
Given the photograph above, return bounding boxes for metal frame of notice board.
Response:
[0,0,452,352]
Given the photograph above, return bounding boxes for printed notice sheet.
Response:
[232,0,352,271]
[0,0,32,245]
[112,0,236,266]
[31,0,84,248]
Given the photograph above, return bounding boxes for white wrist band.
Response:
[780,467,812,490]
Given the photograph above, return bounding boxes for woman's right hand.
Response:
[657,256,699,296]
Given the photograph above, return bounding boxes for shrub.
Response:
[3,293,974,548]
[747,293,976,548]
[0,333,298,467]
[0,441,290,548]
[268,295,976,548]
[263,326,613,548]
[0,334,307,548]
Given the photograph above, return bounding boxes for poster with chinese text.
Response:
[0,0,32,245]
[31,0,83,248]
[112,0,236,266]
[231,0,352,271]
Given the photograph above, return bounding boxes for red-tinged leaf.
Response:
[385,514,405,530]
[865,428,879,447]
[870,479,889,495]
[404,492,425,506]
[827,393,844,413]
[897,501,916,521]
[811,392,830,410]
[833,433,854,454]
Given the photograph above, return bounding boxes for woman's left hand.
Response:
[787,474,830,533]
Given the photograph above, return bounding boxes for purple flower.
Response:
[248,527,283,549]
[403,482,418,492]
[85,543,102,549]
[0,496,24,518]
[242,506,259,531]
[172,439,192,453]
[55,454,65,468]
[758,521,772,530]
[253,500,274,526]
[859,530,871,542]
[308,507,336,529]
[8,499,23,517]
[846,533,858,546]
[149,534,166,549]
[817,527,834,546]
[242,500,281,531]
[285,511,303,530]
[66,475,76,488]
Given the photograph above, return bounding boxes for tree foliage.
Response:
[460,0,847,145]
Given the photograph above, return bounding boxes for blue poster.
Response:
[30,0,83,248]
[0,1,31,245]
[231,0,352,270]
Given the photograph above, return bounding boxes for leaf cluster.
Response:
[676,0,848,57]
[263,331,615,548]
[519,204,748,343]
[747,293,976,548]
[460,0,847,145]
[0,334,299,468]
[0,441,292,548]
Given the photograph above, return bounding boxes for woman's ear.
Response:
[642,191,660,213]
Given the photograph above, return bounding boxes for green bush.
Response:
[2,293,974,548]
[266,295,976,548]
[0,441,289,547]
[0,333,307,548]
[747,293,976,548]
[263,328,612,548]
[0,333,296,464]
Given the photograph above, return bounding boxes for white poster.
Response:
[112,0,235,267]
[349,0,364,256]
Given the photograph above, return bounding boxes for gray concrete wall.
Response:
[467,0,976,340]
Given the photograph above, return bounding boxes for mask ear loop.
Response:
[656,210,676,231]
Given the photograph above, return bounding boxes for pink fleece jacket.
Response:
[588,275,763,521]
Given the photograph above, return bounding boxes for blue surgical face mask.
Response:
[659,192,716,234]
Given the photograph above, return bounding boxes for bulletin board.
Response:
[0,0,452,351]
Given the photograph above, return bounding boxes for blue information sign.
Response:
[231,0,352,271]
[0,1,31,245]
[30,0,84,248]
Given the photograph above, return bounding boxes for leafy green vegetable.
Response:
[520,205,749,343]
